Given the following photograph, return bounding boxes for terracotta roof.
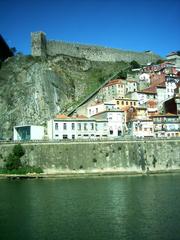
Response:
[150,113,178,118]
[92,109,124,117]
[147,99,158,103]
[56,114,88,120]
[157,82,166,88]
[72,114,88,119]
[140,85,157,94]
[56,114,69,119]
[104,79,125,88]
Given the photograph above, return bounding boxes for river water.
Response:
[0,174,180,240]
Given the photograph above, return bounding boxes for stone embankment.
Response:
[0,139,179,176]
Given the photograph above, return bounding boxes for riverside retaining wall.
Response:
[0,140,179,173]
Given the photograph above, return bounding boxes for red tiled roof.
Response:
[56,114,69,119]
[150,112,178,118]
[104,79,125,88]
[141,85,157,94]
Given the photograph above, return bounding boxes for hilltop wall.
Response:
[0,140,179,173]
[31,32,160,64]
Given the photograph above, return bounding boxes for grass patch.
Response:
[0,166,43,175]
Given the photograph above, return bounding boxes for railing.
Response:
[0,136,180,145]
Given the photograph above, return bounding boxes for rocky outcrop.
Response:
[0,54,128,138]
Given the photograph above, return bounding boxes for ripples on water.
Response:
[0,174,180,240]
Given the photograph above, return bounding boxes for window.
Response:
[78,123,81,130]
[72,135,75,139]
[72,123,75,130]
[63,134,68,139]
[126,101,128,105]
[134,102,136,106]
[144,128,147,131]
[55,123,58,130]
[118,130,122,136]
[89,109,91,115]
[91,123,94,130]
[130,102,132,106]
[110,130,113,135]
[96,108,98,113]
[117,101,119,104]
[122,101,124,105]
[139,126,142,131]
[55,134,59,137]
[63,123,67,130]
[84,123,87,130]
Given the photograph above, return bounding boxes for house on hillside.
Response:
[98,79,126,101]
[126,80,138,93]
[87,102,116,117]
[92,110,126,137]
[127,119,154,138]
[47,114,108,140]
[150,113,180,138]
[166,52,180,69]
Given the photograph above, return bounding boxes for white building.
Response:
[87,102,116,117]
[14,125,44,141]
[166,81,177,98]
[131,90,157,105]
[128,119,154,138]
[126,80,138,93]
[99,79,126,101]
[166,52,180,70]
[150,113,180,138]
[139,73,150,83]
[47,114,108,140]
[92,110,126,137]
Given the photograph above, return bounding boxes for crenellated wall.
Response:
[31,32,161,64]
[0,140,179,173]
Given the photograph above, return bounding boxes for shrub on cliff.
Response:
[130,60,141,69]
[117,70,127,79]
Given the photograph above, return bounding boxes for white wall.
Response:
[31,126,44,140]
[107,112,125,137]
[132,121,154,138]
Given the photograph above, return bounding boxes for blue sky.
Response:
[0,0,180,57]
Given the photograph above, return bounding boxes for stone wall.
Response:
[31,32,161,64]
[0,140,179,173]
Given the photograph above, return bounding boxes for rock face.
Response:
[0,54,128,139]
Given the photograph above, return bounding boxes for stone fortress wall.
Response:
[31,32,161,64]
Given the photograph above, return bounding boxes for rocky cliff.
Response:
[0,54,128,139]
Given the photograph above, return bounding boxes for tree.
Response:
[156,59,165,64]
[13,144,25,158]
[5,144,25,170]
[117,70,127,79]
[130,60,141,69]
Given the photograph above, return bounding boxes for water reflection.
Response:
[0,175,180,240]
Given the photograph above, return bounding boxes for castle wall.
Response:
[31,32,160,64]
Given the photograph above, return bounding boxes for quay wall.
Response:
[0,140,179,173]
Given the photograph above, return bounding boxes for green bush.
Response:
[117,70,127,79]
[2,144,43,174]
[6,153,22,170]
[5,144,25,170]
[13,144,25,158]
[130,60,141,69]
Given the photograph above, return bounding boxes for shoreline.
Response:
[1,169,180,180]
